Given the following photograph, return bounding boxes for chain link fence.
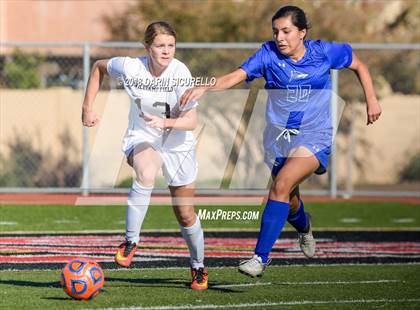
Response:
[0,42,419,197]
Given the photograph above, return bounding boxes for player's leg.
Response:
[272,162,314,257]
[115,143,162,267]
[270,167,308,237]
[288,186,315,258]
[170,184,207,290]
[170,185,203,268]
[163,149,207,290]
[258,148,317,258]
[239,148,318,277]
[289,186,300,214]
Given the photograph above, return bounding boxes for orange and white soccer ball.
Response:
[60,258,104,300]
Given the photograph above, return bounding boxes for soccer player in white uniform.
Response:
[82,21,208,290]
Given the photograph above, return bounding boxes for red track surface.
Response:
[2,234,420,264]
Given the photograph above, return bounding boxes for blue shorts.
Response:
[263,125,332,176]
[270,147,331,176]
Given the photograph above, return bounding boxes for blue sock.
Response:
[287,200,309,233]
[255,199,290,263]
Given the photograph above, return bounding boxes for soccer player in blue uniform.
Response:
[181,6,381,277]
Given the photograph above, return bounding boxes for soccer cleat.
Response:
[298,213,316,258]
[115,240,138,267]
[238,255,271,278]
[190,267,208,290]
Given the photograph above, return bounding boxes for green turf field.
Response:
[0,201,419,232]
[1,201,419,309]
[1,265,419,309]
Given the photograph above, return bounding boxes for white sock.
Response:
[180,215,204,269]
[126,180,152,244]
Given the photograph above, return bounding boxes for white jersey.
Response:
[107,56,198,153]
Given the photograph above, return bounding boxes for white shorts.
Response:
[125,143,198,187]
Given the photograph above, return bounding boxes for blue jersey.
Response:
[241,40,352,132]
[241,40,352,174]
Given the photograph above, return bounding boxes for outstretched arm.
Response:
[348,52,382,125]
[82,59,109,127]
[179,68,247,106]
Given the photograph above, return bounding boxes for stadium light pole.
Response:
[81,42,90,196]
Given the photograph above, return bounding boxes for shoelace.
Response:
[248,258,262,268]
[300,233,313,243]
[275,128,300,143]
[122,241,136,257]
[194,268,207,283]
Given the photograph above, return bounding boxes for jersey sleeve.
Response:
[240,46,265,83]
[176,65,198,111]
[107,57,126,79]
[320,41,353,69]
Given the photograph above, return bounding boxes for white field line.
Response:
[393,218,415,223]
[212,279,401,288]
[340,218,361,223]
[83,298,420,310]
[53,220,80,224]
[0,221,17,225]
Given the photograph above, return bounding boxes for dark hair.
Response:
[144,21,176,46]
[272,6,310,31]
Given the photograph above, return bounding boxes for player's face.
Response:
[147,34,176,68]
[272,16,306,57]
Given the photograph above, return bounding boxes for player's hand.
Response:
[366,99,382,125]
[144,113,165,129]
[180,87,207,107]
[82,110,100,127]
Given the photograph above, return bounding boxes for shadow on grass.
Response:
[107,276,239,292]
[0,277,239,293]
[0,279,61,288]
[41,297,71,301]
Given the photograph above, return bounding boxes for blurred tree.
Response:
[102,0,419,93]
[102,0,280,78]
[3,49,43,89]
[103,0,419,43]
[103,0,275,43]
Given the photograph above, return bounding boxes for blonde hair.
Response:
[144,21,177,46]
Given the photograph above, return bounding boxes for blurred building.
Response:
[0,0,135,54]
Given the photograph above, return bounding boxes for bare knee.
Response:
[174,206,196,227]
[135,169,157,187]
[270,178,293,201]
